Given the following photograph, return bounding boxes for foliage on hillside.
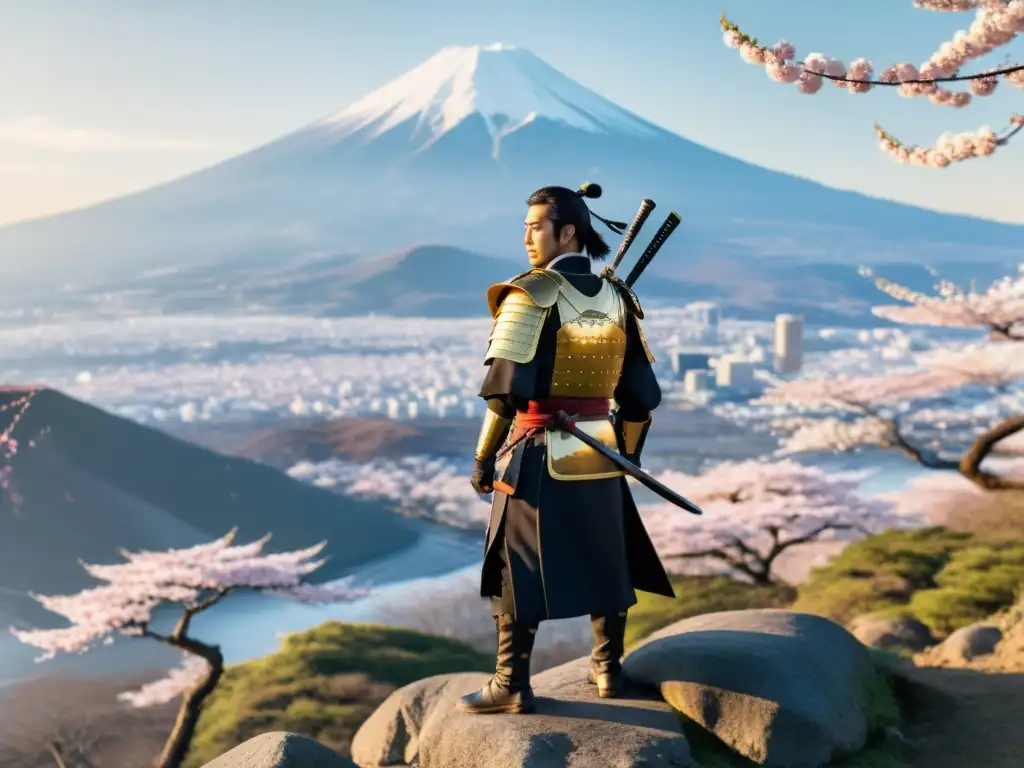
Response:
[184,622,490,766]
[626,575,796,647]
[794,527,1024,638]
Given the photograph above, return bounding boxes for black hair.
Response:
[526,183,627,261]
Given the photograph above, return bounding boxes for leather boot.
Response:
[457,613,537,714]
[586,611,627,698]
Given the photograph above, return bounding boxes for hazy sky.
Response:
[1,0,1021,226]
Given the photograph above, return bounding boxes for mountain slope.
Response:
[0,388,421,628]
[0,44,1020,298]
[93,242,1016,325]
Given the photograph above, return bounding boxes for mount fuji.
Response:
[0,43,1021,300]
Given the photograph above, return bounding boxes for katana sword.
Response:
[601,198,656,279]
[551,410,704,516]
[624,211,682,288]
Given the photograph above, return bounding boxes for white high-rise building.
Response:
[385,398,400,419]
[715,358,756,393]
[689,301,720,328]
[683,369,714,393]
[773,314,804,373]
[687,301,721,342]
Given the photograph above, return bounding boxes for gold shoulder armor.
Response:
[484,287,550,364]
[486,269,561,318]
[607,277,644,320]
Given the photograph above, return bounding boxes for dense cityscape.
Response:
[0,303,939,428]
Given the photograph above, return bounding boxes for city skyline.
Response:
[1,0,1021,227]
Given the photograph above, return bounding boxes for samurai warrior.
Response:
[458,183,677,715]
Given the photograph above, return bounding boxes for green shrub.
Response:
[627,576,795,648]
[184,622,490,766]
[794,528,976,624]
[794,527,1024,640]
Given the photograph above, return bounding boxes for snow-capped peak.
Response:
[315,44,658,150]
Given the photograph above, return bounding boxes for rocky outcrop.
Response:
[624,609,879,768]
[847,612,936,652]
[200,731,356,767]
[350,664,692,767]
[917,623,1004,666]
[348,609,886,768]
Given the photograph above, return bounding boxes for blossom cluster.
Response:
[720,2,1024,165]
[287,455,490,529]
[875,120,1023,167]
[643,459,922,575]
[9,529,368,661]
[865,264,1024,336]
[762,267,1024,456]
[0,390,36,510]
[118,653,211,708]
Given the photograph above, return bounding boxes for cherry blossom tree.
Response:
[9,529,369,768]
[644,459,921,585]
[287,455,490,529]
[1,388,37,511]
[720,1,1024,166]
[762,267,1024,491]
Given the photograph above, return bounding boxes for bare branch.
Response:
[959,414,1024,490]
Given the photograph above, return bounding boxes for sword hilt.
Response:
[624,211,682,288]
[606,198,656,276]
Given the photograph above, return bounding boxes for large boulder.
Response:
[201,731,356,767]
[847,612,936,653]
[623,609,879,768]
[350,662,694,767]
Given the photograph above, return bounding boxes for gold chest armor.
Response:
[549,280,627,398]
[544,278,627,481]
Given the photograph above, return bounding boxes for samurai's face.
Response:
[524,204,576,268]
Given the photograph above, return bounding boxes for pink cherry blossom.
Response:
[644,459,921,584]
[9,528,369,663]
[718,2,1024,166]
[865,265,1024,338]
[0,390,37,512]
[118,653,212,707]
[759,264,1024,492]
[7,529,370,768]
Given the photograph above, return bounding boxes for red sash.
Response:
[509,398,610,442]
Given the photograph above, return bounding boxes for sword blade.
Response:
[552,411,703,516]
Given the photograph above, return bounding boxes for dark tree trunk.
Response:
[153,649,223,768]
[959,414,1024,492]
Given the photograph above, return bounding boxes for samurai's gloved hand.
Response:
[471,456,496,495]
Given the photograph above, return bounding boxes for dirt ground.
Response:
[902,665,1024,767]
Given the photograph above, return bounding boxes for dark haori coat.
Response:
[478,254,675,627]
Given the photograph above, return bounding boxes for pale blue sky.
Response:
[0,0,1020,226]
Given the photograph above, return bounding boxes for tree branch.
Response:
[887,416,959,470]
[818,62,1024,86]
[45,741,69,768]
[663,548,770,584]
[171,588,230,640]
[959,413,1024,491]
[842,400,959,470]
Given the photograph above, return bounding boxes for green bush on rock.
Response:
[794,527,1024,639]
[184,622,490,767]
